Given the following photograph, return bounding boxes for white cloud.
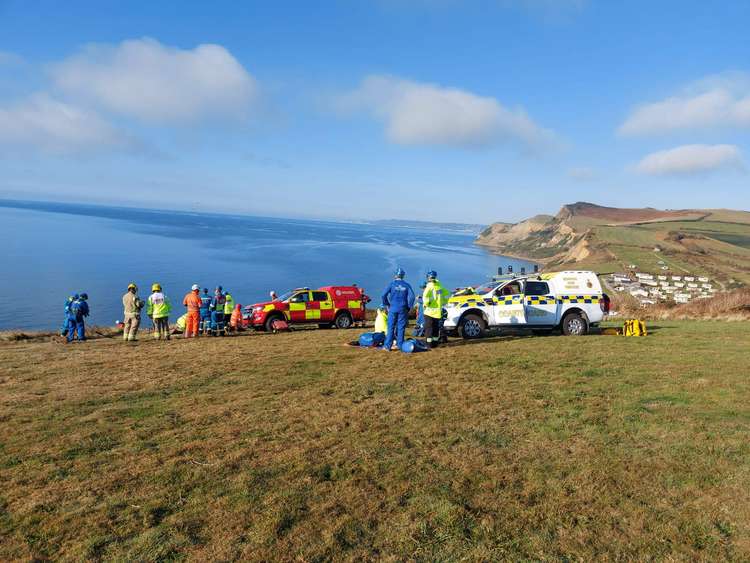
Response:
[634,144,744,176]
[0,93,137,154]
[620,72,750,135]
[568,166,595,181]
[0,51,23,66]
[51,38,258,123]
[337,75,557,149]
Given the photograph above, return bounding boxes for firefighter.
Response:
[229,303,243,332]
[380,267,415,352]
[223,290,234,334]
[122,283,143,341]
[182,284,202,338]
[422,270,449,348]
[210,286,226,336]
[199,288,212,334]
[147,283,171,340]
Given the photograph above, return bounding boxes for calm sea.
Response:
[0,200,536,330]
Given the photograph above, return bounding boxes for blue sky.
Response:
[0,0,748,223]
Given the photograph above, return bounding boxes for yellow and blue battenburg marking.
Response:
[450,293,602,308]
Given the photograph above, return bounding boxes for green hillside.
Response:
[477,203,750,286]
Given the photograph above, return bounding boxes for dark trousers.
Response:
[424,315,440,348]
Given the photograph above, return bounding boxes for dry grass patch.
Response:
[1,322,749,560]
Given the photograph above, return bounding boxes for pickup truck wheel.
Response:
[334,312,353,329]
[264,314,283,332]
[561,312,588,336]
[460,314,486,339]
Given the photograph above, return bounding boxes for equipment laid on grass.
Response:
[270,318,290,333]
[246,286,369,332]
[623,319,647,336]
[443,270,610,340]
[401,339,429,353]
[358,332,385,347]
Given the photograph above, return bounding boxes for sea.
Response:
[0,200,536,331]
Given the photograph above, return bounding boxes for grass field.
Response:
[2,322,750,561]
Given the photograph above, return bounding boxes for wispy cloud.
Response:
[0,50,23,66]
[620,72,750,136]
[336,75,558,150]
[51,38,259,124]
[634,144,744,176]
[0,93,140,154]
[568,166,596,181]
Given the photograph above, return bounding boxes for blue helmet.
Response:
[79,293,88,300]
[394,267,406,279]
[72,293,79,300]
[426,270,437,280]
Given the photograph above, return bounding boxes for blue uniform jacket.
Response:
[382,279,415,311]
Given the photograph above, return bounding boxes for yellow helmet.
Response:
[151,283,162,292]
[127,283,137,290]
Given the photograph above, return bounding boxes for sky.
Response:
[0,0,748,223]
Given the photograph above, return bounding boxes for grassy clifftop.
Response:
[477,202,750,286]
[2,322,750,560]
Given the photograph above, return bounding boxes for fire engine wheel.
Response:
[561,312,588,336]
[460,314,486,340]
[334,312,353,329]
[264,314,283,332]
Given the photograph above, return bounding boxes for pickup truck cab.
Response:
[444,271,610,339]
[246,286,368,331]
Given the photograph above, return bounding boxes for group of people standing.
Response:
[122,283,238,341]
[60,293,90,342]
[380,268,448,352]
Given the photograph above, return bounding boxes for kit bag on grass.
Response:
[271,319,290,332]
[359,332,385,347]
[623,319,647,337]
[401,339,430,353]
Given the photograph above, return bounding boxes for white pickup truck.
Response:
[443,270,610,339]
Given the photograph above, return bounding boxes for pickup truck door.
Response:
[310,290,335,322]
[491,281,526,325]
[288,291,311,323]
[523,280,558,325]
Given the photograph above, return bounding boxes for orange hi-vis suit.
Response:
[230,304,243,329]
[183,290,203,337]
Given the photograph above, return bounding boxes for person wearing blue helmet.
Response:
[381,267,415,351]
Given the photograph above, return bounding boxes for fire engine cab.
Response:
[246,286,368,331]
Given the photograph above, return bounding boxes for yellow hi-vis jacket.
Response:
[423,279,449,319]
[223,293,234,315]
[374,309,388,333]
[146,292,172,319]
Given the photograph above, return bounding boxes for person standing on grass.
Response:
[422,271,449,348]
[199,288,212,334]
[210,286,226,336]
[60,293,78,336]
[66,293,89,343]
[147,283,171,340]
[381,267,415,352]
[122,283,144,341]
[182,284,202,338]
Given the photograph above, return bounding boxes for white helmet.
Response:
[191,284,200,291]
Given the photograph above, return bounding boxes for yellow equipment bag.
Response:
[623,319,647,336]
